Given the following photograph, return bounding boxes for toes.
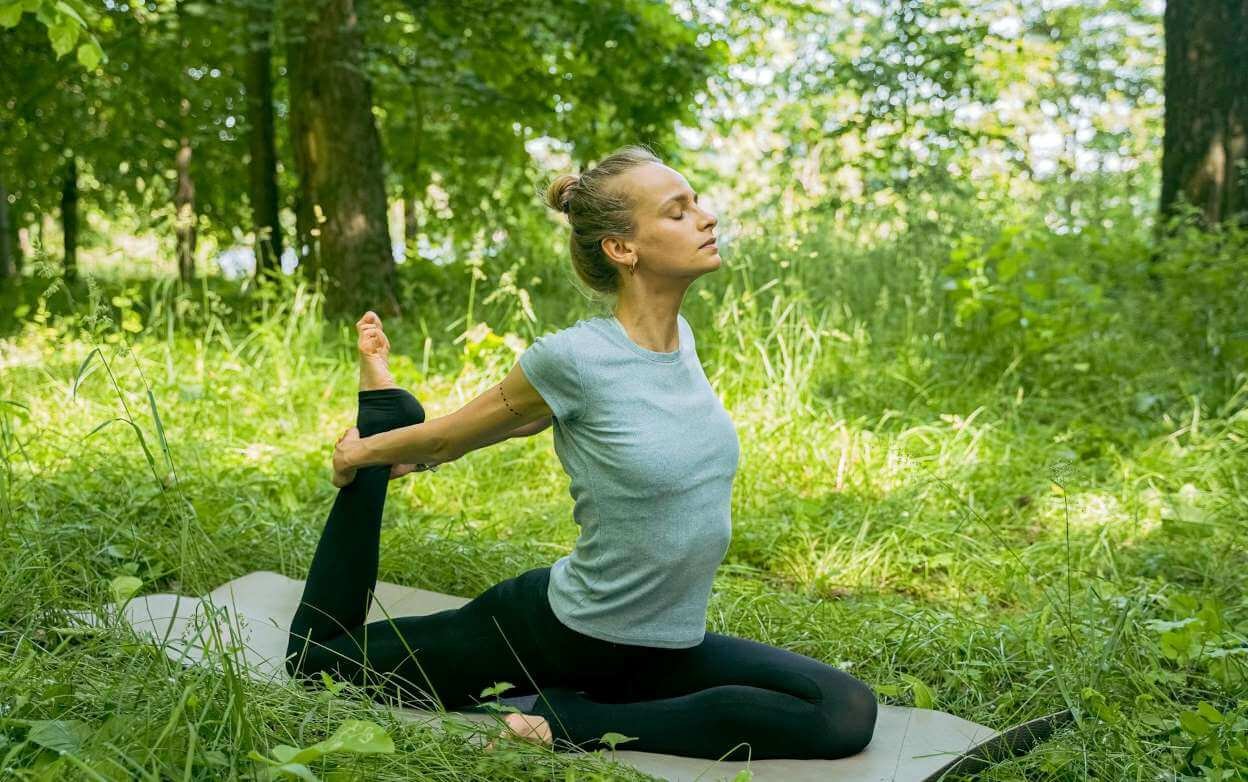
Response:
[357,320,390,353]
[358,327,387,351]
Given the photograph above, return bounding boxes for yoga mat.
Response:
[70,571,1069,781]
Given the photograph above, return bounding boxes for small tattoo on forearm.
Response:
[498,385,522,417]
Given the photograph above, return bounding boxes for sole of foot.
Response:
[357,310,397,391]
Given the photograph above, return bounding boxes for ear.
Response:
[600,235,634,266]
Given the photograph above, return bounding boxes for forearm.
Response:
[348,414,551,469]
[353,421,450,468]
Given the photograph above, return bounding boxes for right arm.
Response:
[346,361,554,469]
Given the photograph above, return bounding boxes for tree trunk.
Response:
[174,131,196,283]
[173,0,196,284]
[286,0,398,316]
[62,156,78,284]
[0,175,12,279]
[244,0,282,280]
[1160,0,1248,229]
[404,84,425,248]
[404,195,420,247]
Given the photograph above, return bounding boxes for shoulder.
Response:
[678,312,696,348]
[520,318,605,373]
[528,318,600,351]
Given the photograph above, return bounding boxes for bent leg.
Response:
[533,631,877,761]
[286,388,424,670]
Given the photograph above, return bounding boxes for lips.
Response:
[699,237,717,249]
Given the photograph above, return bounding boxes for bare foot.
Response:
[356,311,397,391]
[331,426,360,488]
[484,713,553,752]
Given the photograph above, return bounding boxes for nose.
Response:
[698,204,717,230]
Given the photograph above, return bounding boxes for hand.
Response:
[332,427,360,488]
[389,460,441,480]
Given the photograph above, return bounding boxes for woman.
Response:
[288,145,878,760]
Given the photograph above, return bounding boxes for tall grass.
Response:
[1,209,1246,779]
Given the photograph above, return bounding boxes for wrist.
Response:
[348,437,372,469]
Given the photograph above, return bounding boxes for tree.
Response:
[61,155,78,282]
[285,0,397,316]
[1160,0,1248,228]
[0,175,13,278]
[240,0,282,279]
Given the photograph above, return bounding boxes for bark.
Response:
[0,175,12,278]
[244,0,282,279]
[15,224,28,274]
[1160,0,1248,229]
[404,195,420,246]
[173,0,196,284]
[62,156,78,284]
[404,85,426,246]
[286,0,398,316]
[174,131,196,284]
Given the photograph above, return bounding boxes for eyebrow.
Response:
[658,191,699,212]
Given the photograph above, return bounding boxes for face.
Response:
[604,163,720,281]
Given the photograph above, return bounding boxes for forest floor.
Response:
[0,251,1245,780]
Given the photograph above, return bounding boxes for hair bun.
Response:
[544,173,580,216]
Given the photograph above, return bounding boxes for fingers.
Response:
[388,463,438,480]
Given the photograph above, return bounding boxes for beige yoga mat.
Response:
[71,571,1068,781]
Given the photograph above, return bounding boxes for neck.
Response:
[612,281,688,353]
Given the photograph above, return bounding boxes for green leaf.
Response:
[53,0,87,26]
[26,720,91,754]
[110,575,142,603]
[599,731,637,750]
[47,17,80,58]
[990,307,1020,329]
[274,720,395,765]
[76,37,102,69]
[0,4,24,28]
[479,681,515,698]
[996,252,1021,282]
[274,763,319,781]
[900,674,935,709]
[1178,710,1211,737]
[1195,701,1224,725]
[316,719,394,755]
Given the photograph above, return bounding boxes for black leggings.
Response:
[286,388,877,761]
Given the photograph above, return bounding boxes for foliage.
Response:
[1,196,1246,778]
[0,0,104,68]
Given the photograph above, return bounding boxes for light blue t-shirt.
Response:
[518,313,740,648]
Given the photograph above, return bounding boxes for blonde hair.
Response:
[543,144,662,296]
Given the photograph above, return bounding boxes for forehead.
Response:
[620,163,691,208]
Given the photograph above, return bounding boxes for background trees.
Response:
[1160,0,1248,228]
[1,0,1242,306]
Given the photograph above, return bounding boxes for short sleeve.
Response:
[678,313,696,352]
[518,329,585,422]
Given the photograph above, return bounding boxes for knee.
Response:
[818,676,878,758]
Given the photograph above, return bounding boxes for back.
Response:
[518,312,740,648]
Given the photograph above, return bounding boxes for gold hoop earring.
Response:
[629,260,638,275]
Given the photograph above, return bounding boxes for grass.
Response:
[0,212,1246,780]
